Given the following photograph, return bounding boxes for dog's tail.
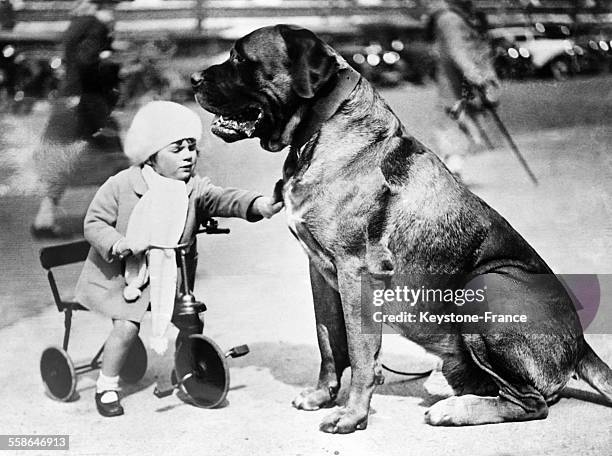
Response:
[574,342,612,404]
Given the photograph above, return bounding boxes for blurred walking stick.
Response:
[465,82,539,185]
[484,104,538,185]
[471,114,495,151]
[446,98,495,152]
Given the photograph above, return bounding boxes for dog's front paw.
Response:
[319,406,369,434]
[292,387,335,411]
[424,396,465,426]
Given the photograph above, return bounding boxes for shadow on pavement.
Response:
[229,341,432,402]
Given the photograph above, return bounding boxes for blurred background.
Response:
[1,0,612,109]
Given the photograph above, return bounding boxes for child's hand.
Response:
[128,239,150,255]
[253,196,284,219]
[115,238,150,257]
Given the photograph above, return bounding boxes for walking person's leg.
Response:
[434,106,471,177]
[31,99,82,236]
[32,162,71,236]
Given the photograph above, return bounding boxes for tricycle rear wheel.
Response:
[40,346,76,401]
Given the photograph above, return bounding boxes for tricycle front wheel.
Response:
[175,334,229,408]
[119,336,147,383]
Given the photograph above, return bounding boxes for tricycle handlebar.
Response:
[148,242,192,251]
[147,219,230,251]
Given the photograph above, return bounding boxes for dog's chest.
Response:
[285,199,302,237]
[284,177,312,243]
[284,177,338,281]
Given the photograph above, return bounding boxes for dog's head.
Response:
[191,25,341,152]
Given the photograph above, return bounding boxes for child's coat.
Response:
[75,165,262,322]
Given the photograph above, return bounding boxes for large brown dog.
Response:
[191,25,612,433]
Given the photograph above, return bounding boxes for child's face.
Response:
[149,138,198,181]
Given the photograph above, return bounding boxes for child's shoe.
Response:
[95,391,124,417]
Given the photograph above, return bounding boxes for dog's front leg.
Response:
[293,261,349,411]
[319,260,382,434]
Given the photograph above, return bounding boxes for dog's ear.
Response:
[278,25,340,99]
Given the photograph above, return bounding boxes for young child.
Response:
[74,101,283,417]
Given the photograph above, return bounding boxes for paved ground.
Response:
[0,77,611,455]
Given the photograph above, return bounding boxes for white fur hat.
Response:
[124,101,203,164]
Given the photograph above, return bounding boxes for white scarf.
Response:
[123,165,189,354]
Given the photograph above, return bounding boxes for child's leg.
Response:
[96,320,139,401]
[101,319,140,376]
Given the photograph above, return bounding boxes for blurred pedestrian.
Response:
[118,40,174,108]
[32,0,126,237]
[427,0,500,177]
[0,0,16,31]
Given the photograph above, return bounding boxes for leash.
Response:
[382,363,432,379]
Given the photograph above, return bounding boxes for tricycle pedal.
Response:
[226,344,249,358]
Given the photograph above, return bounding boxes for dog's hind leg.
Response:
[424,390,548,426]
[292,261,349,411]
[426,335,554,426]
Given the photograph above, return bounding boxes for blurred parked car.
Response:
[573,31,612,75]
[338,41,406,87]
[335,33,435,87]
[489,26,581,80]
[0,44,62,114]
[491,34,534,80]
[536,22,612,76]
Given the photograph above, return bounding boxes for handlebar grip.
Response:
[197,218,230,235]
[196,227,231,235]
[209,227,230,234]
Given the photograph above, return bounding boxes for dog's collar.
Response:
[291,67,362,154]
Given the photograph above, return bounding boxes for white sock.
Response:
[96,373,120,403]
